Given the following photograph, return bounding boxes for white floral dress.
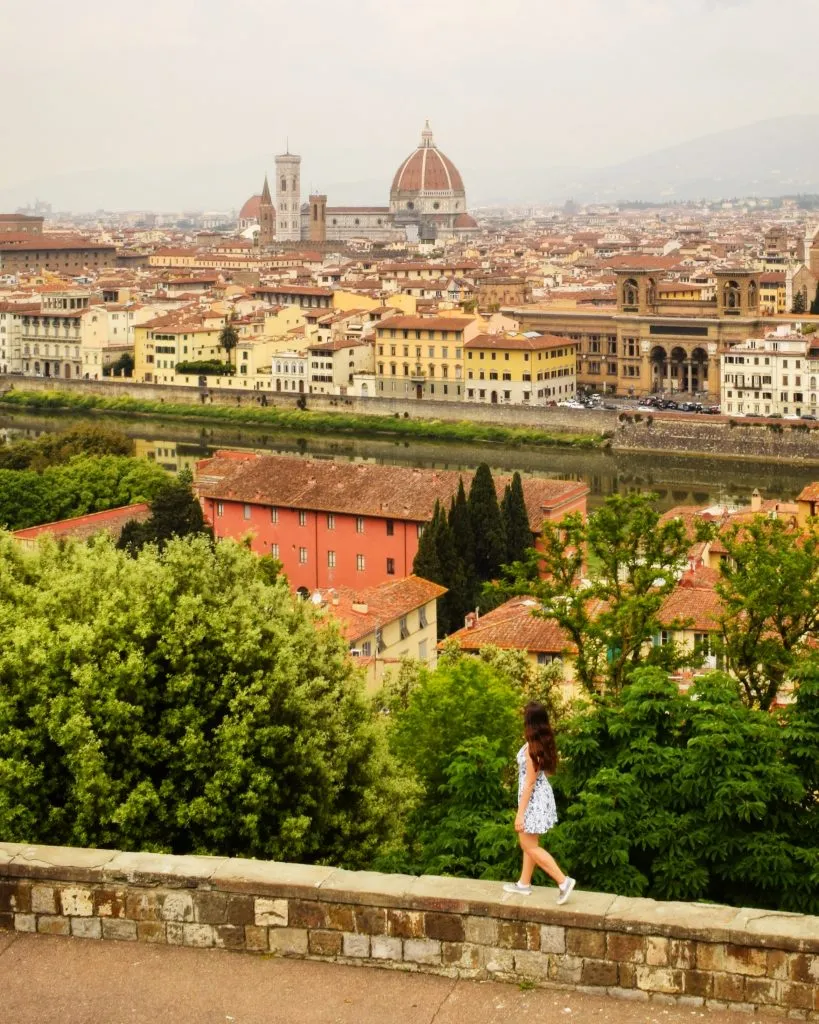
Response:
[517,743,558,835]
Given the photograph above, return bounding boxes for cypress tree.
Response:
[449,480,477,620]
[413,501,444,587]
[502,471,532,565]
[811,284,819,316]
[435,509,469,637]
[468,463,506,582]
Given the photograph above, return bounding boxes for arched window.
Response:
[281,178,287,192]
[725,281,740,309]
[811,377,817,390]
[407,201,414,210]
[623,279,638,307]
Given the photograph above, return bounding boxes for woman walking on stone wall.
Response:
[503,701,575,903]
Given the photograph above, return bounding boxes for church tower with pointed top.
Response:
[258,175,275,247]
[275,149,302,242]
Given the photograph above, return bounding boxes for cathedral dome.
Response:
[390,123,465,197]
[454,212,478,229]
[239,194,261,222]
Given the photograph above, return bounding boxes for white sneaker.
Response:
[503,881,532,895]
[556,877,576,905]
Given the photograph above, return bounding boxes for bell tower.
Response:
[258,175,275,247]
[275,148,302,243]
[309,194,327,243]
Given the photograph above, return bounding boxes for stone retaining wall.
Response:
[1,844,817,1017]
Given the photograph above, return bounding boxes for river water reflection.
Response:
[3,411,818,511]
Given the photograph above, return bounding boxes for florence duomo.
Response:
[237,122,479,246]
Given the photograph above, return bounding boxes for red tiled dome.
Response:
[239,195,261,220]
[454,212,478,229]
[391,123,465,195]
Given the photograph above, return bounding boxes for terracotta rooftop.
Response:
[316,575,447,643]
[444,596,571,655]
[658,565,724,633]
[195,452,587,528]
[375,316,475,332]
[11,503,150,546]
[465,333,576,351]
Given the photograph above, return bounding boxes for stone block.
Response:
[269,927,308,956]
[254,898,288,927]
[70,917,102,939]
[646,936,669,965]
[607,986,649,1002]
[7,844,117,883]
[14,914,36,933]
[211,858,335,900]
[713,971,745,1003]
[371,935,402,961]
[31,885,57,915]
[101,918,137,941]
[288,900,326,930]
[606,932,645,963]
[166,922,185,946]
[682,969,713,999]
[540,925,565,954]
[677,995,706,1008]
[442,942,480,970]
[387,909,424,939]
[342,932,370,958]
[126,892,162,921]
[213,925,244,950]
[566,927,606,959]
[160,892,194,923]
[60,887,93,917]
[309,929,342,956]
[618,963,637,988]
[781,982,816,1012]
[137,922,167,944]
[497,920,540,950]
[464,917,498,946]
[790,954,819,985]
[244,925,268,952]
[769,950,791,980]
[580,959,619,987]
[193,891,227,925]
[225,895,255,926]
[37,915,69,936]
[0,881,31,914]
[403,938,441,965]
[549,954,583,985]
[424,913,464,943]
[93,888,126,918]
[484,948,515,975]
[182,923,214,948]
[725,942,768,976]
[745,977,781,1006]
[353,906,386,936]
[103,851,226,889]
[514,949,551,981]
[324,904,354,932]
[669,939,696,969]
[635,965,683,994]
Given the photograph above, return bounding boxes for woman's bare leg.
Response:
[519,832,566,885]
[518,848,536,886]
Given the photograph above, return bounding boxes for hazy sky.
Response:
[2,0,818,209]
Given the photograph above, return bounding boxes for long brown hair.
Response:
[524,701,557,775]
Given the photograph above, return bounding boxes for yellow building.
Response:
[133,309,227,383]
[463,332,577,405]
[759,273,787,315]
[374,314,478,400]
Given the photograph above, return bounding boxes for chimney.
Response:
[351,598,368,614]
[465,612,477,629]
[751,488,762,512]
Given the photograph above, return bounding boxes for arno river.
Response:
[3,410,819,512]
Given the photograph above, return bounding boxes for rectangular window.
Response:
[386,557,395,575]
[399,616,410,640]
[299,547,308,564]
[419,605,428,628]
[386,520,394,536]
[243,504,252,521]
[271,542,279,558]
[327,513,335,530]
[356,516,365,533]
[360,640,372,657]
[327,550,336,568]
[356,553,365,571]
[270,507,279,524]
[298,510,307,526]
[418,639,428,661]
[216,501,224,517]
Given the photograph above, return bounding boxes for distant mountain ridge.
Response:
[2,116,819,212]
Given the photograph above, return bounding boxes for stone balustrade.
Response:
[1,843,817,1018]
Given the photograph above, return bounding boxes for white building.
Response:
[721,326,810,418]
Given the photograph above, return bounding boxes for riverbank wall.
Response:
[2,843,818,1016]
[5,377,819,464]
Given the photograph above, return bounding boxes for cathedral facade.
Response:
[239,123,478,246]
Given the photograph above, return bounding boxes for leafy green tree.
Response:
[219,321,240,369]
[501,471,531,565]
[103,353,135,378]
[499,492,690,695]
[715,515,819,709]
[550,668,813,912]
[119,469,212,553]
[468,463,506,584]
[175,360,234,377]
[0,455,168,531]
[792,290,806,315]
[0,534,403,866]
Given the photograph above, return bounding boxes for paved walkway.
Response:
[0,931,765,1024]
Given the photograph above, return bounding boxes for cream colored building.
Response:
[721,327,809,417]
